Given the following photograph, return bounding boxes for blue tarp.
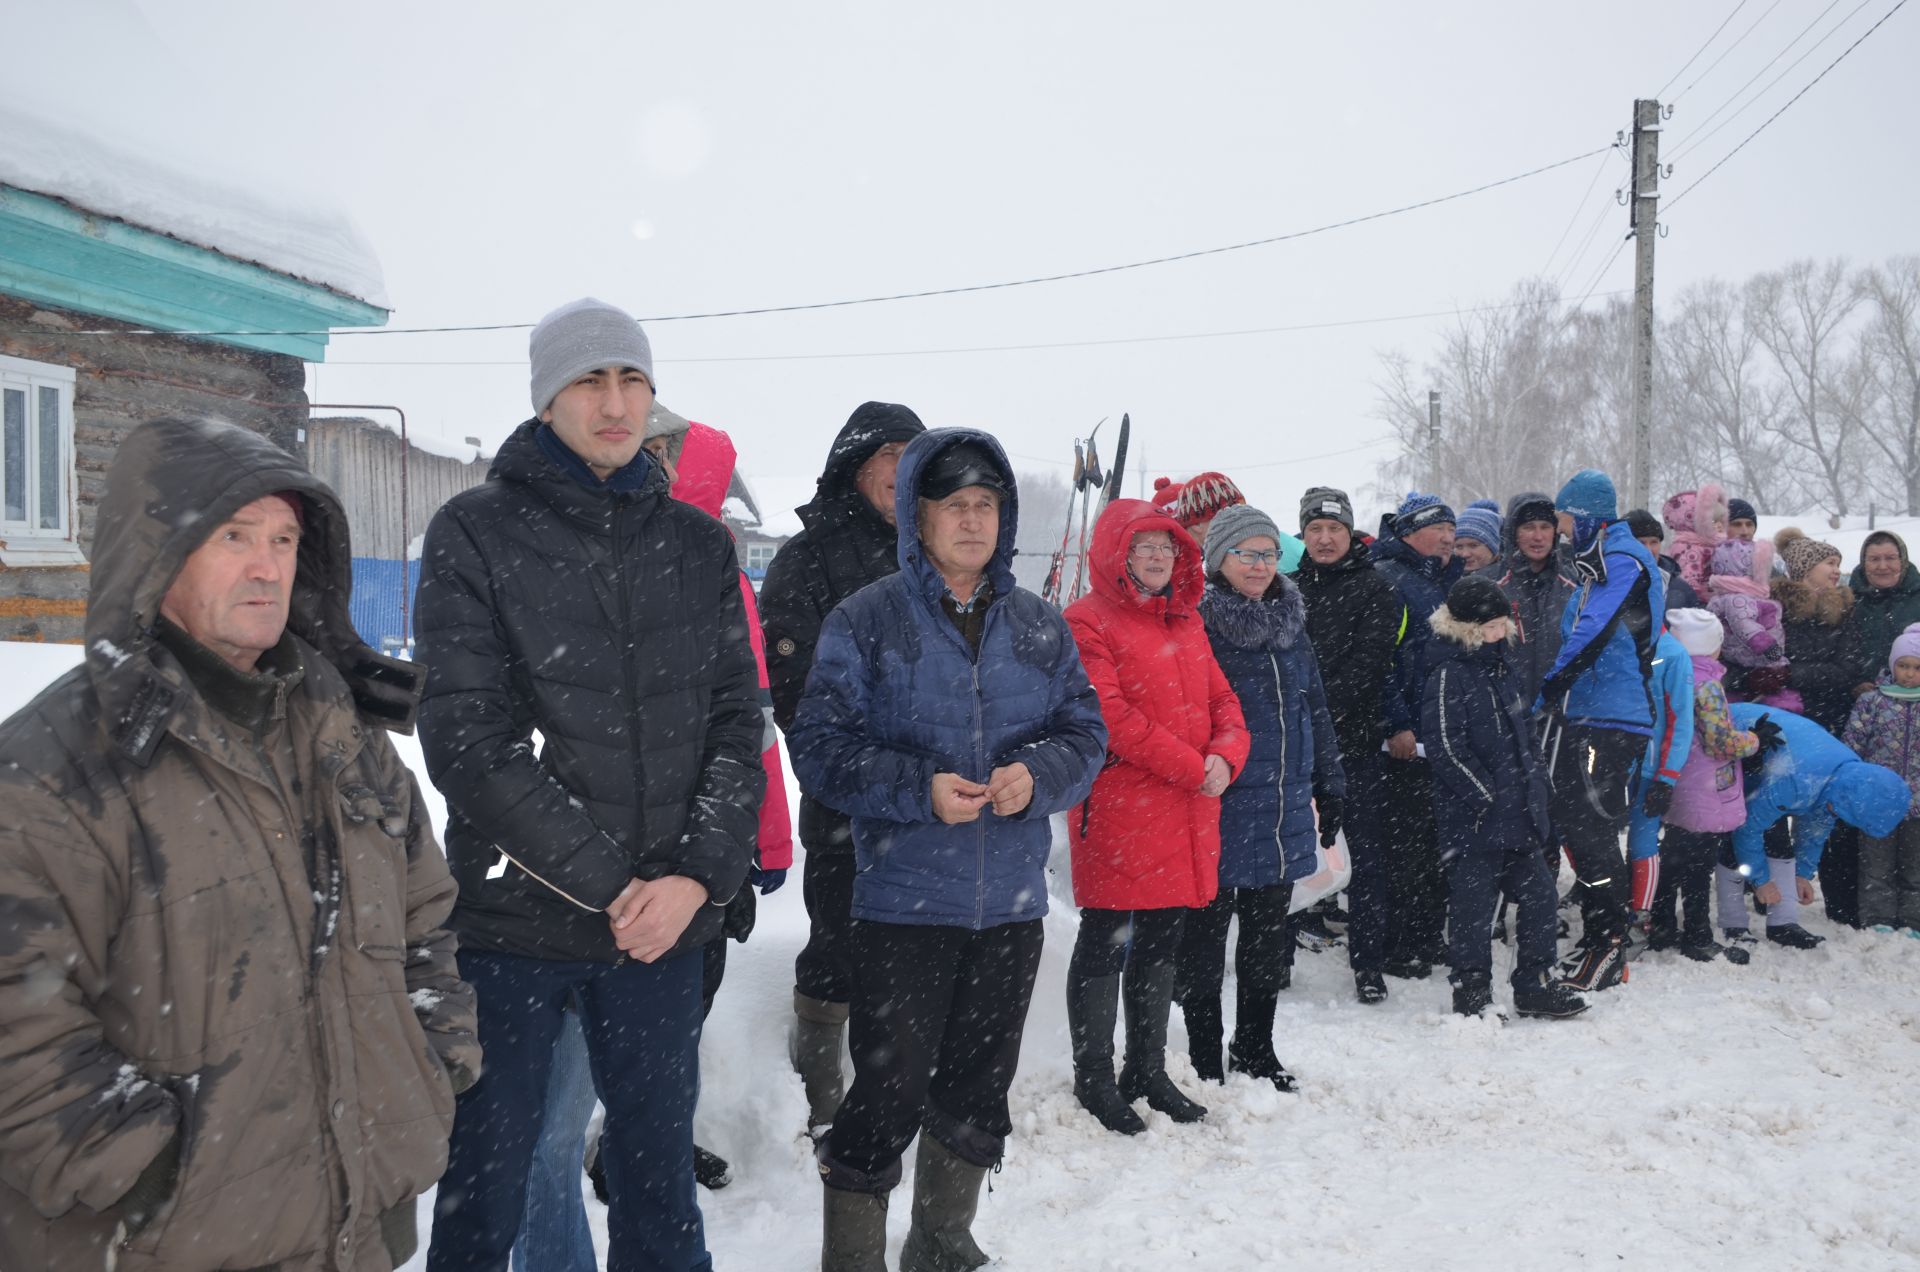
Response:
[349,557,421,653]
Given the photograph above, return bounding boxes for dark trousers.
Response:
[1550,726,1641,943]
[1069,906,1188,977]
[1654,826,1721,940]
[429,948,706,1272]
[1444,810,1557,984]
[1819,822,1862,927]
[795,848,858,1003]
[826,919,1044,1178]
[1175,884,1294,1002]
[1379,757,1446,962]
[1341,753,1392,973]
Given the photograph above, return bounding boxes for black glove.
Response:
[1317,796,1344,849]
[1751,713,1785,755]
[1642,781,1674,818]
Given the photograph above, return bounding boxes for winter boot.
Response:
[1226,983,1298,1092]
[1557,933,1627,993]
[792,991,849,1139]
[1678,935,1725,962]
[1451,972,1497,1019]
[818,1150,898,1272]
[1766,923,1825,950]
[1722,928,1758,966]
[899,1135,990,1272]
[1117,963,1208,1123]
[1067,971,1145,1136]
[1381,954,1433,980]
[693,1144,732,1190]
[1180,994,1225,1083]
[1512,973,1589,1020]
[1354,970,1389,1005]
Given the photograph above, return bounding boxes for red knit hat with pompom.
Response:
[1150,476,1182,509]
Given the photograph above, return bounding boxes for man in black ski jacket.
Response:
[418,297,765,1272]
[1477,490,1579,704]
[760,400,925,1135]
[1295,486,1405,1004]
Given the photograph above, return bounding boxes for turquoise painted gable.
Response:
[0,185,387,359]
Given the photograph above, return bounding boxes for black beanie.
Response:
[1447,574,1510,625]
[1728,497,1758,525]
[1624,509,1663,543]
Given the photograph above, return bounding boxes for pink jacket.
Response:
[1667,656,1761,833]
[675,421,796,871]
[1662,482,1727,599]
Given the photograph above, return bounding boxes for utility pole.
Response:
[1628,98,1663,511]
[1427,390,1441,493]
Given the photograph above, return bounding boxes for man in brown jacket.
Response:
[0,416,479,1271]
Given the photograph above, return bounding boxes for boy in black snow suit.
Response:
[1423,576,1589,1020]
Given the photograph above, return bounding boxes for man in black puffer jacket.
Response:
[418,297,765,1272]
[1295,486,1405,1004]
[759,401,925,1137]
[1478,491,1578,705]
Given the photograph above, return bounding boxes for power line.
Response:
[1005,434,1395,473]
[1668,0,1908,211]
[1538,145,1624,282]
[2,147,1609,341]
[323,292,1632,368]
[1675,0,1788,102]
[1669,0,1873,164]
[1666,0,1850,159]
[1658,0,1753,99]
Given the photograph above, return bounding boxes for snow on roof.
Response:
[0,102,388,308]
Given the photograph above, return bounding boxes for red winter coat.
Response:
[675,421,795,871]
[1065,499,1249,910]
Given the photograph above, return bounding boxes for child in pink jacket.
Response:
[1708,538,1802,714]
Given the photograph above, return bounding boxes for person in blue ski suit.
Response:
[1536,469,1666,991]
[1624,630,1695,942]
[1423,574,1588,1020]
[790,427,1107,1270]
[1717,704,1908,950]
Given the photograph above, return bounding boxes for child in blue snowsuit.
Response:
[1423,576,1587,1020]
[1622,630,1694,954]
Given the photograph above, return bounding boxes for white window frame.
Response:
[0,353,84,566]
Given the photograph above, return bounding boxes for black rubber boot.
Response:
[693,1144,732,1190]
[1766,923,1825,949]
[792,991,849,1139]
[899,1135,990,1272]
[1354,970,1389,1004]
[1067,970,1145,1135]
[1226,983,1298,1092]
[1117,963,1208,1123]
[1180,994,1225,1083]
[1451,972,1497,1019]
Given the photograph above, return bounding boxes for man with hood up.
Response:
[418,297,765,1272]
[1537,468,1666,992]
[1477,490,1577,705]
[0,416,477,1271]
[790,429,1107,1272]
[760,400,925,1137]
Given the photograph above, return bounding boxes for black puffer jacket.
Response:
[761,401,924,853]
[1773,578,1866,733]
[416,421,765,962]
[1296,537,1405,763]
[1477,551,1578,706]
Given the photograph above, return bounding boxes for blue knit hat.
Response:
[1467,498,1502,514]
[1454,506,1503,555]
[1394,491,1456,537]
[1555,469,1617,521]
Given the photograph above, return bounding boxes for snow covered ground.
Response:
[4,641,1919,1268]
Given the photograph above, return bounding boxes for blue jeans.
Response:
[511,1006,599,1272]
[428,949,709,1272]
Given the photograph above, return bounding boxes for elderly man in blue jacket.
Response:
[1536,469,1666,992]
[791,428,1107,1272]
[1719,704,1907,954]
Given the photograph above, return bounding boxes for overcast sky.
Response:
[27,2,1920,533]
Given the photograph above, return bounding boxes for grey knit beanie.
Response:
[529,297,654,415]
[1204,503,1284,577]
[1299,485,1354,531]
[643,401,691,463]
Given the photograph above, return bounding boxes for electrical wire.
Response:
[1667,0,1908,211]
[1674,0,1788,103]
[1658,0,1753,99]
[1669,0,1874,163]
[1,147,1609,340]
[1666,0,1850,158]
[1538,146,1623,282]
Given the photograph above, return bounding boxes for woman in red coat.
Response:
[1064,498,1249,1135]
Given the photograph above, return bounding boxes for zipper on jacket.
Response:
[613,501,646,904]
[1269,650,1288,877]
[972,649,987,929]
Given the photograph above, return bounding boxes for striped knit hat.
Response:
[1174,472,1245,530]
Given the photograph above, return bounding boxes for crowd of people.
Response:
[4,295,1919,1272]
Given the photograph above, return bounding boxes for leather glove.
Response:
[1642,781,1674,819]
[1317,796,1344,849]
[750,865,787,895]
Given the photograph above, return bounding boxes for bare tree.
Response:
[1851,257,1920,513]
[1658,278,1789,510]
[1750,259,1863,516]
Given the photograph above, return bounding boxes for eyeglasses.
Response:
[1129,541,1178,559]
[1225,548,1279,566]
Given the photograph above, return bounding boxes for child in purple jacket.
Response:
[1708,539,1802,714]
[1652,609,1764,962]
[1842,627,1920,932]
